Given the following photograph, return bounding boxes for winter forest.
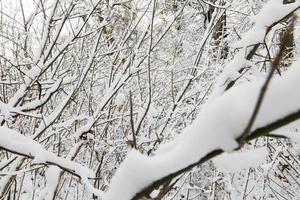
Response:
[1,0,300,199]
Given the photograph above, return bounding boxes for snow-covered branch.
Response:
[104,60,300,199]
[0,126,104,196]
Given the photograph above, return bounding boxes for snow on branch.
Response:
[212,147,268,173]
[103,61,300,200]
[0,126,104,197]
[18,79,63,112]
[210,0,300,99]
[234,0,300,47]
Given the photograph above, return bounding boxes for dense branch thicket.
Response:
[1,0,300,199]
